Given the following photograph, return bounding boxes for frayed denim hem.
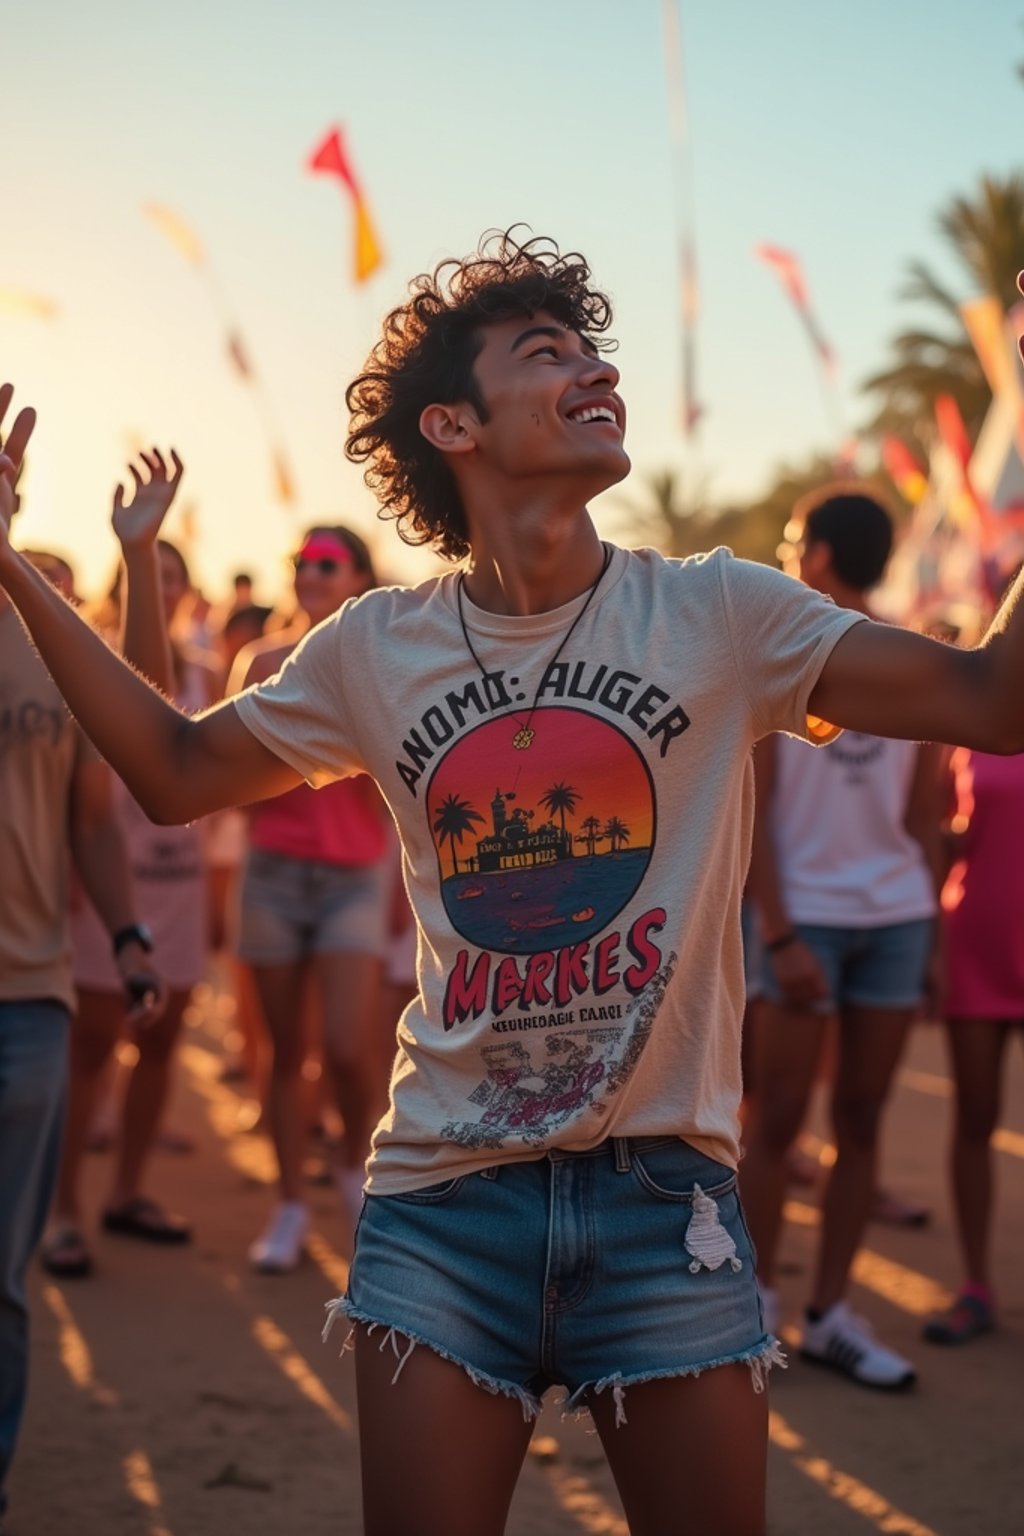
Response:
[322,1296,543,1422]
[561,1333,788,1428]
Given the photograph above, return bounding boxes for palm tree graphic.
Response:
[604,816,631,853]
[576,815,605,857]
[539,781,582,832]
[432,793,485,878]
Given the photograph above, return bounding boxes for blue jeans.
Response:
[759,919,934,1013]
[0,1001,69,1515]
[328,1136,783,1422]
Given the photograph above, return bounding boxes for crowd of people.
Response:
[1,233,1022,1536]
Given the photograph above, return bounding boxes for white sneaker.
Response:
[336,1167,366,1229]
[758,1283,780,1338]
[248,1202,310,1273]
[800,1301,916,1389]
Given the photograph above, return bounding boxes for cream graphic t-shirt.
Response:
[234,546,864,1194]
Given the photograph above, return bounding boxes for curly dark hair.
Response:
[345,228,616,561]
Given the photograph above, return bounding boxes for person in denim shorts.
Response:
[8,254,1024,1536]
[741,487,941,1392]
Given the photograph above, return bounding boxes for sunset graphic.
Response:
[426,707,656,953]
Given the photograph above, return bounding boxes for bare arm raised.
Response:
[0,387,301,823]
[809,270,1024,750]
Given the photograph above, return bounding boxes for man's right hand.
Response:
[770,935,830,1010]
[0,383,37,557]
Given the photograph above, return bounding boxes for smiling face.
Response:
[292,532,371,625]
[457,311,629,497]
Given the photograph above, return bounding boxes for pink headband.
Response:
[295,536,354,565]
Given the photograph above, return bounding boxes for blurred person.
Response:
[923,727,1024,1343]
[741,486,943,1390]
[0,404,162,1526]
[9,247,1024,1536]
[232,570,254,610]
[22,548,76,602]
[232,525,390,1271]
[43,455,216,1276]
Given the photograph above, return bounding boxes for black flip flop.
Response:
[102,1197,192,1245]
[41,1226,94,1278]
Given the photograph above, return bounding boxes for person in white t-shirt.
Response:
[740,486,943,1392]
[4,242,1024,1536]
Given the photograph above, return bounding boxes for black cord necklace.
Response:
[456,543,612,750]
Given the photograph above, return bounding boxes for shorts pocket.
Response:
[388,1176,468,1206]
[630,1141,737,1204]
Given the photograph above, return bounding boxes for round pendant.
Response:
[512,727,535,750]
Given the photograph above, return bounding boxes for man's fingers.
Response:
[3,406,36,471]
[0,384,12,432]
[170,448,184,480]
[113,484,125,512]
[130,463,145,493]
[151,447,167,476]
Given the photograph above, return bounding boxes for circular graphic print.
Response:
[426,707,656,954]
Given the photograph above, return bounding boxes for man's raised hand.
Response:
[111,448,184,551]
[0,383,37,556]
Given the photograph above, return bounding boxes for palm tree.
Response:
[539,781,581,832]
[432,793,484,878]
[613,468,716,559]
[862,174,1024,453]
[576,815,605,857]
[603,816,631,853]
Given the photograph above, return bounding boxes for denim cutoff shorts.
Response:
[236,848,389,964]
[760,918,934,1014]
[324,1136,783,1422]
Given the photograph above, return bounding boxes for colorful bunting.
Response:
[754,244,836,376]
[143,203,205,267]
[0,289,59,319]
[307,126,384,284]
[662,0,702,436]
[143,203,298,511]
[882,437,929,504]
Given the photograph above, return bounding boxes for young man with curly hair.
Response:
[4,239,1024,1536]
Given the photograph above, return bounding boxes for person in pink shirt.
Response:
[234,527,390,1272]
[923,739,1024,1342]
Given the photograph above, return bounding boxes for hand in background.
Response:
[111,448,184,551]
[0,383,36,549]
[115,943,168,1030]
[771,936,830,1010]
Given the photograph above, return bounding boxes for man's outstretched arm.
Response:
[0,545,301,822]
[0,389,299,821]
[809,581,1024,753]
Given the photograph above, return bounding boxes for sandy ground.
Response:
[9,993,1024,1536]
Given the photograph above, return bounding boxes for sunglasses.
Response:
[292,555,346,576]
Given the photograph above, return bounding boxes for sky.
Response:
[3,0,1022,602]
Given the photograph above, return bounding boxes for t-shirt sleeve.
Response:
[716,551,866,741]
[232,607,367,788]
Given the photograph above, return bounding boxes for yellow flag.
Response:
[960,296,1018,402]
[353,199,384,284]
[143,203,206,267]
[0,289,58,319]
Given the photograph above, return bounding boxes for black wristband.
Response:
[765,930,798,955]
[112,923,154,958]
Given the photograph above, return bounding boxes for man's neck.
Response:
[460,489,607,617]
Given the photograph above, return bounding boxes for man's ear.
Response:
[419,403,477,457]
[802,538,832,584]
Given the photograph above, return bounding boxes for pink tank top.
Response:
[250,775,388,867]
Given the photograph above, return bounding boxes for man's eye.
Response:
[528,346,558,359]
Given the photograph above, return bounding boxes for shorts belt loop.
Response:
[613,1137,632,1173]
[480,1165,498,1182]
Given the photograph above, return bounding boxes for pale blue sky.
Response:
[3,0,1021,597]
